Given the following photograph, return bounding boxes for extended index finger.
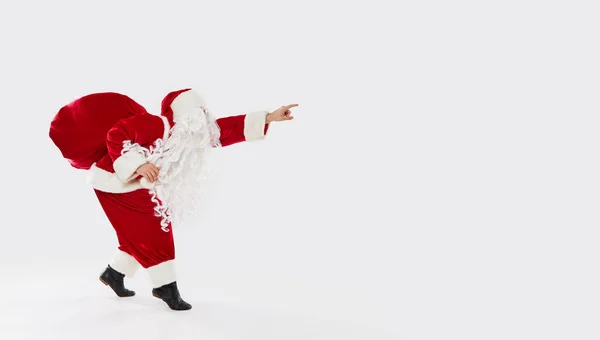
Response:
[284,104,299,109]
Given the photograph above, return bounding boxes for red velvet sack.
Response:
[49,92,149,170]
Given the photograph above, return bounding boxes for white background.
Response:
[1,1,599,339]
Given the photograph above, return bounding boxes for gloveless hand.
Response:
[266,104,298,123]
[136,163,160,182]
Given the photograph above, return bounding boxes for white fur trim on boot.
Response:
[146,260,177,288]
[110,250,141,277]
[244,110,269,141]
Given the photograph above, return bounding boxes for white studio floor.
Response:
[2,268,399,340]
[2,245,402,340]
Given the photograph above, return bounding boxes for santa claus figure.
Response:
[49,88,297,310]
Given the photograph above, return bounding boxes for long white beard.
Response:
[147,108,221,231]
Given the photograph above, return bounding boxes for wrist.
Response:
[265,112,273,124]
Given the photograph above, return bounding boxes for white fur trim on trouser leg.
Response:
[146,260,177,288]
[110,250,141,277]
[244,110,269,141]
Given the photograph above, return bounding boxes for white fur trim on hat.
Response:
[171,89,207,122]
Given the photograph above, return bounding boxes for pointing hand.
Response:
[266,104,298,123]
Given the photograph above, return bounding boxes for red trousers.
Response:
[94,189,176,288]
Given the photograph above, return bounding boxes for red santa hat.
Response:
[161,88,208,127]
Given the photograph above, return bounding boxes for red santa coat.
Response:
[87,103,270,194]
[85,88,270,288]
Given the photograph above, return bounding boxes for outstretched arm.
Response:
[216,104,298,147]
[216,111,269,147]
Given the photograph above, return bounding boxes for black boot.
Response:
[99,265,135,297]
[152,281,192,310]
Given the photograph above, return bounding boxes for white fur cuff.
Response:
[146,260,177,288]
[87,163,146,193]
[110,250,141,277]
[113,151,147,182]
[244,110,269,141]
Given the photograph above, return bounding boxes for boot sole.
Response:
[152,293,174,310]
[99,277,135,298]
[152,293,191,311]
